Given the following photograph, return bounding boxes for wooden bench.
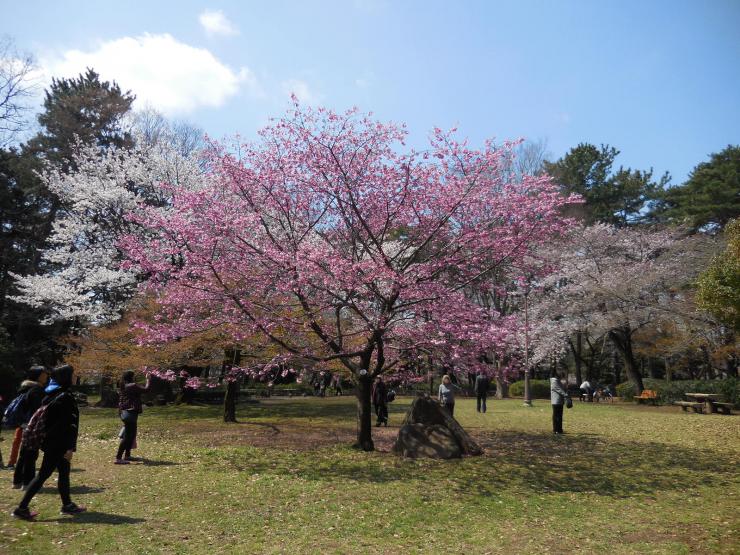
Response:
[710,401,733,415]
[634,389,658,405]
[674,401,704,414]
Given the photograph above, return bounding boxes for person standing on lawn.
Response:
[115,370,151,464]
[550,369,569,434]
[438,374,461,417]
[371,376,389,427]
[11,366,49,489]
[474,371,490,413]
[12,364,86,520]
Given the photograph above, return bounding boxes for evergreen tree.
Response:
[544,143,668,226]
[650,145,740,232]
[25,68,134,173]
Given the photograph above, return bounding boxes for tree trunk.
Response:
[95,375,119,408]
[612,349,621,386]
[355,374,374,451]
[495,376,509,399]
[648,358,659,379]
[429,355,434,395]
[726,356,738,379]
[609,328,644,394]
[223,348,241,423]
[574,332,583,386]
[664,358,673,381]
[224,379,239,423]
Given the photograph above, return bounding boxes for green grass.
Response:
[1,397,738,554]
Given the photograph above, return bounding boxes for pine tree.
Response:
[650,145,740,232]
[544,143,668,226]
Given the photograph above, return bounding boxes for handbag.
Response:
[565,397,573,409]
[120,409,137,423]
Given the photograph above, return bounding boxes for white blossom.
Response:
[12,134,203,324]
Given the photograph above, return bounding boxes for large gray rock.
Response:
[392,394,483,459]
[395,423,462,459]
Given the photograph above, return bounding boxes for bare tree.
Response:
[128,106,204,157]
[0,36,37,146]
[515,138,549,177]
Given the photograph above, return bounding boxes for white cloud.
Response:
[40,34,254,114]
[281,78,318,104]
[199,10,239,37]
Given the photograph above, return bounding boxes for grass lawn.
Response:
[1,396,738,554]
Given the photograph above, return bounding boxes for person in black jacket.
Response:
[371,377,388,427]
[12,366,49,489]
[115,370,151,464]
[474,371,490,413]
[12,365,86,520]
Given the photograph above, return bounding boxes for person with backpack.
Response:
[474,371,490,413]
[115,370,151,464]
[12,364,86,520]
[371,376,389,427]
[8,366,49,489]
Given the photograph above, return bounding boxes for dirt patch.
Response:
[622,525,711,554]
[167,420,402,452]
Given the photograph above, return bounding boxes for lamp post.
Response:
[523,288,532,407]
[511,286,533,407]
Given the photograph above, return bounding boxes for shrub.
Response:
[508,379,551,399]
[617,378,739,407]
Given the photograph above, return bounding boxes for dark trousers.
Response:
[13,447,40,486]
[374,403,388,424]
[552,404,564,433]
[18,449,72,508]
[476,394,487,413]
[116,414,138,459]
[443,402,455,417]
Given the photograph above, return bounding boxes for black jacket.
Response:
[18,380,46,419]
[41,390,79,453]
[474,374,490,395]
[372,381,388,406]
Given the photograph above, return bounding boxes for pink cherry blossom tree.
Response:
[122,103,577,450]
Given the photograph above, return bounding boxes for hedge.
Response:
[617,378,739,407]
[508,379,551,399]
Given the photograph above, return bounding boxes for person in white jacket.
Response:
[550,370,569,434]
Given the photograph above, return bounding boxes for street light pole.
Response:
[523,288,532,407]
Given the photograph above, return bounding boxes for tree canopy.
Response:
[651,145,740,232]
[544,142,668,226]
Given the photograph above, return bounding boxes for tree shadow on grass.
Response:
[221,430,737,499]
[43,511,146,525]
[246,399,362,420]
[39,485,105,495]
[140,458,180,467]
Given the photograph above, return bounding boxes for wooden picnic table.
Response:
[685,393,720,401]
[684,393,732,414]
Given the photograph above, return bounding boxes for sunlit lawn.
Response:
[1,396,738,554]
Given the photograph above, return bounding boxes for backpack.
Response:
[386,389,396,403]
[21,399,55,451]
[3,391,30,428]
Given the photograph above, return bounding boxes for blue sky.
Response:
[3,0,739,183]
